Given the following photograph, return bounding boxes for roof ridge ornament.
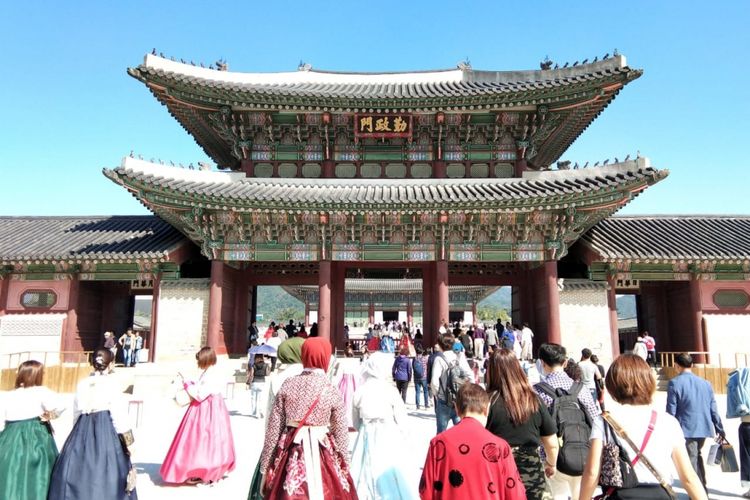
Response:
[457,57,471,70]
[298,60,312,71]
[540,56,553,70]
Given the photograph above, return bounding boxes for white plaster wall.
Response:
[0,313,65,364]
[559,282,613,364]
[704,314,750,361]
[155,279,210,362]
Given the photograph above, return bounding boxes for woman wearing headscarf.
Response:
[259,337,357,500]
[48,349,137,499]
[351,352,416,500]
[0,360,64,500]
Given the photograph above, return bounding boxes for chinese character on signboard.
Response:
[355,114,412,138]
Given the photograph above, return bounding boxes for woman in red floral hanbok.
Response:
[260,337,357,500]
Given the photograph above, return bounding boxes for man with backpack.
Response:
[430,333,474,434]
[534,343,601,500]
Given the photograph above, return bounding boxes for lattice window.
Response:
[21,290,57,309]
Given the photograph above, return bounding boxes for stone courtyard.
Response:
[34,359,750,499]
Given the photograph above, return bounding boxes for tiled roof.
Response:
[283,280,498,302]
[128,54,642,169]
[129,54,638,104]
[0,216,187,264]
[582,216,750,261]
[104,157,666,211]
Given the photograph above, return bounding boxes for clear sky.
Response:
[1,1,748,216]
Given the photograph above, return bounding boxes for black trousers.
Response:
[396,380,409,403]
[685,438,707,490]
[740,422,750,484]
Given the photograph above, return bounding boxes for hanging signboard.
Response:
[354,114,412,139]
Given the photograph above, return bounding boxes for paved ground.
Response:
[27,361,750,499]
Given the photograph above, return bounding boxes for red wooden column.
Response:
[407,297,414,325]
[207,260,227,354]
[318,261,332,340]
[304,301,310,328]
[0,275,10,316]
[436,260,449,330]
[422,266,435,346]
[368,298,375,325]
[331,262,346,349]
[689,278,706,361]
[544,261,561,345]
[433,160,447,179]
[63,275,80,353]
[606,276,620,359]
[471,301,477,324]
[149,273,161,362]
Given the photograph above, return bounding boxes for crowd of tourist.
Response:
[2,320,750,500]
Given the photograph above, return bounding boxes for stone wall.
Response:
[0,313,66,362]
[704,313,750,362]
[155,279,209,362]
[558,280,613,364]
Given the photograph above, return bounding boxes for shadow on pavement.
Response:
[135,462,165,486]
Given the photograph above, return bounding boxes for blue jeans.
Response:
[435,397,460,434]
[122,348,132,367]
[415,379,429,408]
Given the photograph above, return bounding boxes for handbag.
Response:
[599,411,677,500]
[720,438,740,473]
[126,466,137,493]
[598,413,645,489]
[262,391,323,496]
[707,440,723,465]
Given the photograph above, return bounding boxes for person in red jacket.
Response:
[419,383,526,500]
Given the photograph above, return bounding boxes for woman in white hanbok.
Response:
[350,352,417,500]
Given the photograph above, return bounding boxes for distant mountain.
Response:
[616,295,637,319]
[257,286,304,322]
[478,287,512,310]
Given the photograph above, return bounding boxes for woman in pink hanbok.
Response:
[160,347,236,485]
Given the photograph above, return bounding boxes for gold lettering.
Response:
[393,116,407,133]
[360,116,373,133]
[375,117,391,132]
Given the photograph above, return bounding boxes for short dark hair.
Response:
[196,346,217,369]
[415,345,424,355]
[581,348,592,359]
[15,360,44,388]
[590,354,600,364]
[606,354,655,405]
[455,383,489,416]
[675,353,693,368]
[439,333,455,351]
[538,343,567,367]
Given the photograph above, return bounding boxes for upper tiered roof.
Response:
[128,53,642,169]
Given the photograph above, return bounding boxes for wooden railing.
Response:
[659,351,750,394]
[0,351,93,393]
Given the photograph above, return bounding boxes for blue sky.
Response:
[1,1,748,216]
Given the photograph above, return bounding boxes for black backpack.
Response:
[437,353,472,407]
[535,381,591,476]
[412,357,425,380]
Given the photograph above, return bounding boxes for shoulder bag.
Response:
[599,411,677,500]
[262,391,323,496]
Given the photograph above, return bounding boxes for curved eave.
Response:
[103,158,667,215]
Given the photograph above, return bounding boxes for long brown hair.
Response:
[485,348,539,425]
